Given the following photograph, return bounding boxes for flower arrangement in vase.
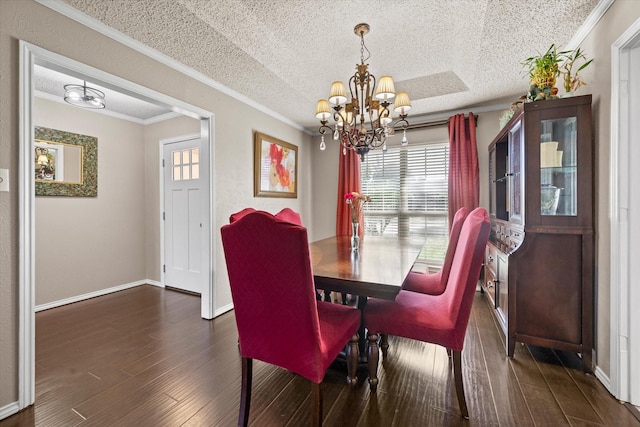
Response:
[345,191,371,250]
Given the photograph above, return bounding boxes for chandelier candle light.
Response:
[315,23,412,160]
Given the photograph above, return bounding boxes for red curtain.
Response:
[336,149,362,236]
[448,113,479,227]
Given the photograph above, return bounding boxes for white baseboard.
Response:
[32,281,235,321]
[214,302,234,317]
[594,365,613,395]
[0,401,20,421]
[145,280,163,288]
[35,280,153,312]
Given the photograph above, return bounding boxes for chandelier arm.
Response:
[340,129,357,151]
[357,72,371,133]
[393,116,410,130]
[318,124,331,135]
[331,104,343,121]
[364,72,374,115]
[348,74,360,118]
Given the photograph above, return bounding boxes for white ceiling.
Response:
[34,65,175,123]
[37,0,605,129]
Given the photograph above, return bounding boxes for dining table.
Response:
[309,235,425,356]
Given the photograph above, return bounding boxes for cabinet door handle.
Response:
[486,281,494,289]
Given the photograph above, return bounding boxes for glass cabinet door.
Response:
[509,121,524,224]
[540,116,577,216]
[489,147,496,217]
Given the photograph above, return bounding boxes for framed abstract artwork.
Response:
[254,131,297,198]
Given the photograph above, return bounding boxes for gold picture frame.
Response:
[254,132,297,198]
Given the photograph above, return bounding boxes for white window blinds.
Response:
[361,142,450,266]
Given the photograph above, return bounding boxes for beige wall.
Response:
[34,97,147,305]
[0,0,312,409]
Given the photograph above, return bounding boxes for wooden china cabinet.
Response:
[482,94,593,372]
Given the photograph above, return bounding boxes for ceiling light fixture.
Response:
[315,23,411,160]
[63,81,106,109]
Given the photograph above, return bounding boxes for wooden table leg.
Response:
[357,295,368,359]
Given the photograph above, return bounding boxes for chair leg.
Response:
[346,334,359,386]
[311,382,322,427]
[239,357,252,427]
[452,350,469,419]
[367,333,379,392]
[380,334,389,358]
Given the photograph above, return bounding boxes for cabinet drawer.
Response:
[483,245,498,308]
[485,244,498,273]
[484,267,497,308]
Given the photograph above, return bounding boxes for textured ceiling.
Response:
[43,0,602,129]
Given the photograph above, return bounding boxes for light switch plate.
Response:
[0,169,9,192]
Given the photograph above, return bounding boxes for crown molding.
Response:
[566,0,615,49]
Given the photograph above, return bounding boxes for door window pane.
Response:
[171,148,200,181]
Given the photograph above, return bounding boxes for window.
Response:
[361,142,449,268]
[172,148,200,181]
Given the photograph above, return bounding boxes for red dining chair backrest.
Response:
[440,207,491,347]
[363,207,490,419]
[221,210,360,426]
[275,207,302,225]
[402,206,468,295]
[229,207,256,223]
[222,210,324,377]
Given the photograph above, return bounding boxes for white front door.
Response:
[163,137,202,294]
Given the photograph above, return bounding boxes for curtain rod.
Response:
[405,114,478,131]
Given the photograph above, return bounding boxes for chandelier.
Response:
[64,81,106,109]
[315,23,411,160]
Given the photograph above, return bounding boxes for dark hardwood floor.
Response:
[1,285,637,426]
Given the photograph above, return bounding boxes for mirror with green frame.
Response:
[34,126,97,197]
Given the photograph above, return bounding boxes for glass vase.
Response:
[351,222,360,251]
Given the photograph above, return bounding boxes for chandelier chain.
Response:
[360,31,368,64]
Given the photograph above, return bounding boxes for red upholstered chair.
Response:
[229,207,256,223]
[401,207,468,295]
[363,207,490,419]
[221,211,360,427]
[275,207,302,225]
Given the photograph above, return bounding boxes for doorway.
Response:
[162,135,204,294]
[611,18,640,406]
[18,41,214,410]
